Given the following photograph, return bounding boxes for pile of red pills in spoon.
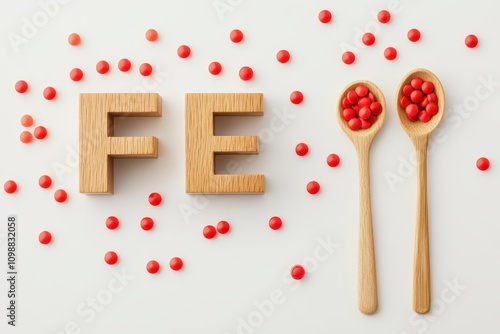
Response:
[341,84,383,130]
[400,77,439,122]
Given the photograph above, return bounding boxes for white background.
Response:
[1,0,499,333]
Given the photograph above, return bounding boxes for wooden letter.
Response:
[79,93,162,194]
[185,93,264,194]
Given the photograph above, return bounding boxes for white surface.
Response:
[1,0,499,333]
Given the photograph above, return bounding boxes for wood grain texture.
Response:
[185,93,264,194]
[79,93,162,194]
[338,80,386,315]
[395,68,445,314]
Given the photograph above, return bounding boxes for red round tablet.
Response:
[177,45,191,58]
[170,257,183,271]
[39,231,52,245]
[118,58,132,72]
[20,131,32,143]
[34,126,47,140]
[43,87,56,100]
[407,28,421,42]
[465,34,478,48]
[106,216,119,230]
[38,175,52,189]
[15,80,28,93]
[318,10,332,23]
[96,60,110,74]
[295,143,309,156]
[216,220,230,234]
[230,29,243,43]
[342,51,355,65]
[139,63,153,76]
[148,192,162,206]
[70,68,83,81]
[54,189,67,203]
[476,157,490,171]
[140,217,154,231]
[68,33,80,46]
[384,47,397,60]
[21,115,33,127]
[104,251,118,265]
[146,260,160,274]
[362,32,375,46]
[208,61,222,75]
[145,29,158,42]
[377,10,391,23]
[291,264,305,280]
[290,91,303,104]
[276,49,290,63]
[327,153,340,167]
[203,225,217,239]
[239,66,253,81]
[4,180,17,194]
[307,181,320,194]
[269,216,282,230]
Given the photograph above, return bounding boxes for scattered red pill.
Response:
[465,34,478,48]
[269,216,282,230]
[38,175,52,189]
[476,157,490,171]
[290,91,303,104]
[276,49,290,63]
[362,32,375,46]
[327,153,340,167]
[39,231,52,245]
[104,251,118,265]
[295,142,309,156]
[139,63,153,76]
[43,87,56,100]
[146,260,160,274]
[217,220,230,234]
[15,80,28,93]
[4,180,17,194]
[377,10,391,23]
[20,131,32,143]
[96,60,110,74]
[145,29,158,42]
[384,47,397,60]
[307,181,320,195]
[170,257,183,271]
[208,61,222,75]
[118,58,132,72]
[54,189,67,203]
[34,126,47,140]
[407,28,421,42]
[318,10,332,23]
[148,192,162,206]
[291,265,305,280]
[230,29,244,43]
[239,66,253,81]
[68,33,80,46]
[106,216,119,230]
[21,115,33,127]
[342,51,355,65]
[141,217,154,231]
[70,68,83,81]
[177,45,191,58]
[203,225,217,239]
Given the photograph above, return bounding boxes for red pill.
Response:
[39,231,52,244]
[177,45,191,58]
[20,131,32,143]
[203,225,217,239]
[318,10,332,23]
[239,66,253,81]
[54,189,67,203]
[353,105,361,113]
[34,126,47,140]
[368,115,377,124]
[342,97,351,109]
[362,32,375,46]
[400,96,411,109]
[476,157,490,171]
[406,104,419,117]
[291,265,305,280]
[21,114,33,127]
[39,175,52,188]
[370,102,382,115]
[348,118,361,130]
[276,50,290,63]
[96,60,109,74]
[208,61,222,75]
[146,260,160,274]
[355,85,368,97]
[358,106,371,120]
[4,180,17,194]
[410,90,424,103]
[70,68,83,81]
[306,181,320,195]
[43,87,56,100]
[145,29,158,42]
[106,216,119,230]
[426,103,438,116]
[358,97,371,108]
[342,108,356,121]
[139,63,153,76]
[342,51,355,65]
[327,154,340,167]
[104,251,118,265]
[427,93,438,103]
[141,217,154,231]
[465,34,478,48]
[230,29,243,43]
[346,90,359,104]
[402,84,413,96]
[15,80,28,93]
[361,119,371,129]
[217,220,230,234]
[418,111,430,122]
[170,257,183,271]
[368,92,375,102]
[410,77,423,90]
[295,143,309,156]
[118,58,132,72]
[290,91,303,104]
[384,47,397,60]
[407,28,421,42]
[420,98,429,108]
[148,192,162,206]
[68,33,80,46]
[269,216,282,230]
[421,81,434,94]
[377,10,391,24]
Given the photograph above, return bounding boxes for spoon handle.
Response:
[413,137,431,314]
[357,144,378,314]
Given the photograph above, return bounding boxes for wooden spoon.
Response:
[395,68,445,314]
[337,80,386,315]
